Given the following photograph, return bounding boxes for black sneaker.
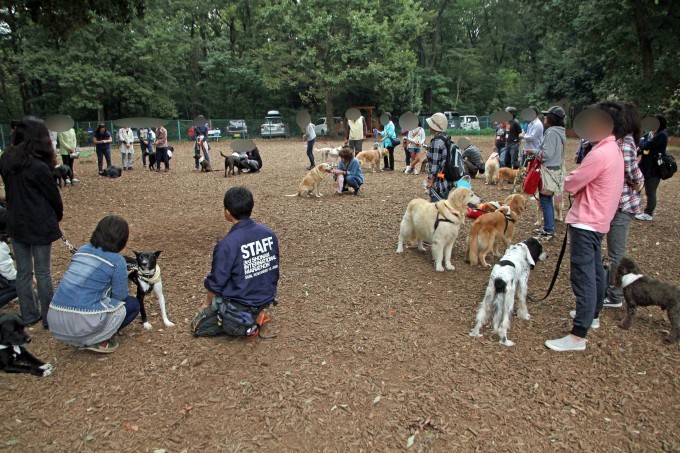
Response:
[603,297,623,308]
[537,231,554,241]
[354,187,360,196]
[307,165,314,170]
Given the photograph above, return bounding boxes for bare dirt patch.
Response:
[1,137,679,451]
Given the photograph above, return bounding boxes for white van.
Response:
[460,115,480,130]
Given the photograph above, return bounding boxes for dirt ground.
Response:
[1,137,679,452]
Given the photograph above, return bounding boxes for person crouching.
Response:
[332,147,364,195]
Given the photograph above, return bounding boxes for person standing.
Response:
[302,120,316,170]
[501,107,522,169]
[545,101,625,352]
[494,121,506,155]
[137,127,149,168]
[531,106,567,241]
[520,106,544,161]
[118,126,134,170]
[154,124,170,172]
[425,113,453,201]
[377,113,398,171]
[404,125,426,175]
[0,116,63,328]
[57,127,79,182]
[345,113,367,155]
[92,124,113,173]
[603,102,645,309]
[636,114,668,221]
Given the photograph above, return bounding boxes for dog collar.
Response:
[0,344,22,354]
[139,265,162,284]
[621,273,643,288]
[443,201,460,218]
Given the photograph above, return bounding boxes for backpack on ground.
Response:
[658,153,677,180]
[442,137,467,182]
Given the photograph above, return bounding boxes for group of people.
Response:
[93,124,171,173]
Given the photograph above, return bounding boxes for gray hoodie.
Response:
[540,126,566,168]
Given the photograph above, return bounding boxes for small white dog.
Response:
[485,151,500,185]
[469,237,547,346]
[315,147,342,166]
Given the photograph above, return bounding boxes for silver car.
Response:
[260,110,290,138]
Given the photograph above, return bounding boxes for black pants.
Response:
[156,147,170,170]
[383,146,395,170]
[60,154,74,176]
[643,176,660,216]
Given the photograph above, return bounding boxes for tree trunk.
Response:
[631,0,654,78]
[325,87,335,139]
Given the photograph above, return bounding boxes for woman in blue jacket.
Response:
[376,113,397,171]
[48,216,140,353]
[333,147,364,195]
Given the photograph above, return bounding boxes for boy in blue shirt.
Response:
[191,187,280,338]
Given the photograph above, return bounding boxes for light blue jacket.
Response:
[337,158,364,184]
[380,121,397,148]
[50,243,129,314]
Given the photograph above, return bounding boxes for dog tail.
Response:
[494,278,506,293]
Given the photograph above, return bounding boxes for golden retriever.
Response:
[396,187,481,272]
[286,163,332,198]
[356,145,385,172]
[485,152,500,185]
[467,194,527,267]
[497,167,519,186]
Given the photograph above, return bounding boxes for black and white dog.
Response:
[0,313,53,377]
[148,146,174,170]
[54,164,73,188]
[615,257,680,343]
[125,251,174,330]
[469,237,547,346]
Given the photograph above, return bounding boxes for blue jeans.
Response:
[118,295,141,330]
[96,147,112,171]
[306,138,316,166]
[539,193,555,234]
[194,142,211,168]
[345,175,362,189]
[156,147,169,170]
[569,226,606,338]
[12,240,53,324]
[502,143,520,168]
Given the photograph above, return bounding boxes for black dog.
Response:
[54,165,73,188]
[615,257,680,343]
[0,314,53,376]
[220,151,242,177]
[148,146,173,170]
[124,251,174,330]
[99,166,122,178]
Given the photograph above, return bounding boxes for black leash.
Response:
[527,195,573,302]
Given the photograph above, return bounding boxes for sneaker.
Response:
[569,310,600,329]
[602,297,623,308]
[83,339,119,354]
[354,187,360,196]
[545,334,587,351]
[413,169,419,175]
[537,232,554,242]
[635,213,653,221]
[65,178,71,185]
[404,167,411,174]
[71,178,79,183]
[307,165,315,170]
[533,227,549,234]
[255,310,271,327]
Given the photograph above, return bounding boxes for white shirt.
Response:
[305,123,316,141]
[0,242,17,281]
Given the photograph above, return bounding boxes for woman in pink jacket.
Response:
[545,102,625,352]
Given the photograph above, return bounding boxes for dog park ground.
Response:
[1,137,679,451]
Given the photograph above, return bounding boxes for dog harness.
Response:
[501,208,516,235]
[138,265,162,293]
[433,201,460,231]
[621,273,643,288]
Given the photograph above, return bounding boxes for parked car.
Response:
[460,115,480,130]
[225,120,248,139]
[313,117,343,136]
[444,111,460,129]
[260,110,289,138]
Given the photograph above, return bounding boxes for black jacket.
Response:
[247,148,262,170]
[0,156,63,245]
[506,118,522,145]
[638,131,668,179]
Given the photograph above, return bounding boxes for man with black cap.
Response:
[501,106,523,169]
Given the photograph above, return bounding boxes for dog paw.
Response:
[469,330,482,338]
[435,266,445,272]
[143,322,153,330]
[40,364,54,377]
[500,338,515,347]
[445,264,455,271]
[396,248,403,254]
[517,312,531,321]
[164,321,176,328]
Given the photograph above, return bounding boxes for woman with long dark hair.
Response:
[92,123,113,173]
[0,116,63,327]
[636,114,668,221]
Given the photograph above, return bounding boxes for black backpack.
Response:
[658,153,677,180]
[442,137,467,182]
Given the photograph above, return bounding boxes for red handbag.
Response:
[523,157,542,195]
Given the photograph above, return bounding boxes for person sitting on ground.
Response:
[404,125,426,175]
[191,187,279,338]
[47,216,140,353]
[331,147,364,195]
[461,139,485,178]
[241,147,262,173]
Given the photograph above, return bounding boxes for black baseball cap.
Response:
[541,106,566,118]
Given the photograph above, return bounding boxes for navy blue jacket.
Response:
[639,130,668,179]
[204,218,279,308]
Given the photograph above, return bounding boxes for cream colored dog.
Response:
[356,145,385,172]
[485,152,500,185]
[286,163,332,198]
[533,193,565,225]
[315,147,341,166]
[396,187,481,272]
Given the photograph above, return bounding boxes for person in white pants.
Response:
[118,127,134,170]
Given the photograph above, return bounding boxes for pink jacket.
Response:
[564,135,624,233]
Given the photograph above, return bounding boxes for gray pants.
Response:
[348,140,363,153]
[12,240,53,324]
[606,210,633,304]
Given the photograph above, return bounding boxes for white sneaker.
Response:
[635,213,653,221]
[569,310,600,329]
[65,178,71,185]
[545,334,587,351]
[404,167,411,174]
[71,178,79,183]
[413,169,419,175]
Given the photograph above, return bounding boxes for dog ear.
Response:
[154,251,162,258]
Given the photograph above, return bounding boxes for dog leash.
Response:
[61,234,139,271]
[527,195,573,302]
